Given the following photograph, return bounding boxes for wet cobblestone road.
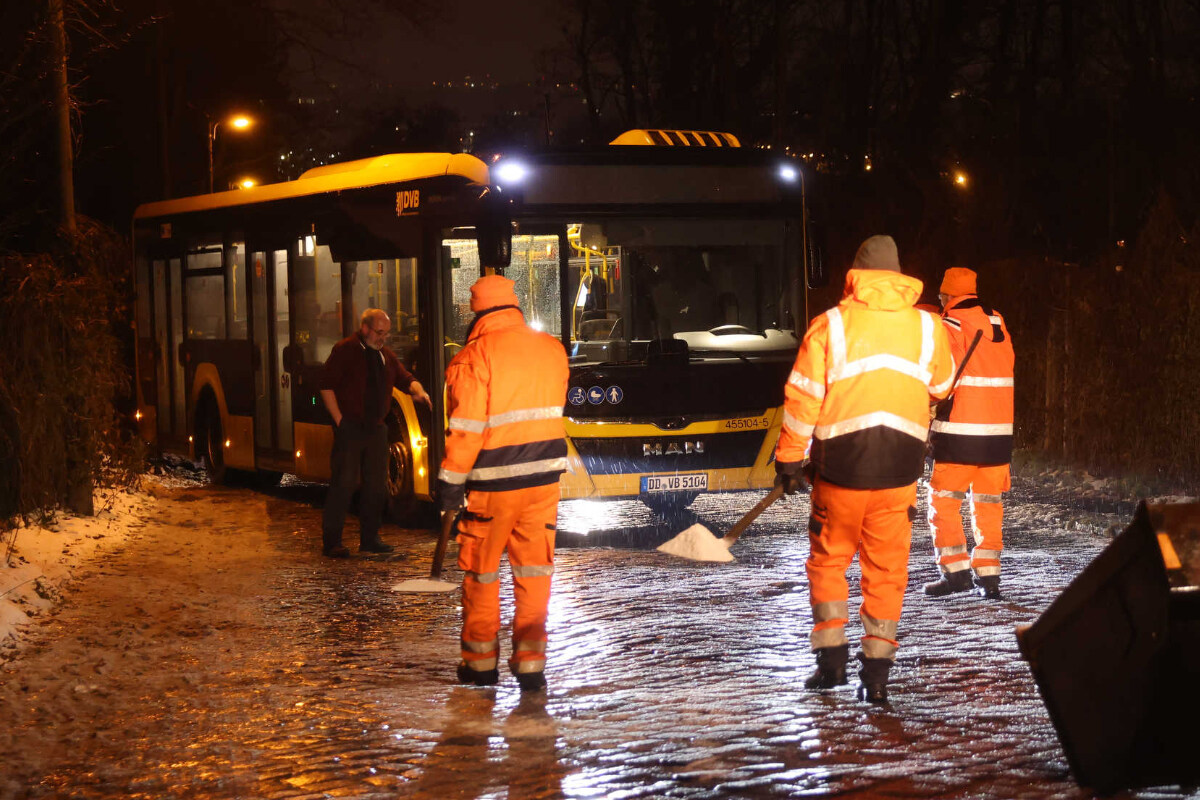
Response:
[1,477,1195,799]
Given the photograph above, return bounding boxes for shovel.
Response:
[392,509,459,593]
[721,484,786,549]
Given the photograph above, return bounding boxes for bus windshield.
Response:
[568,218,797,364]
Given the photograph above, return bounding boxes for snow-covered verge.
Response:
[0,472,202,663]
[1010,450,1198,537]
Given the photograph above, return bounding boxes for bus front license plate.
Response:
[641,474,707,493]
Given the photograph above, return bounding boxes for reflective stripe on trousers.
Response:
[460,636,500,671]
[807,477,916,661]
[927,462,1010,578]
[457,483,560,674]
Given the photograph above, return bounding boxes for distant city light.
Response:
[954,171,968,187]
[238,178,256,189]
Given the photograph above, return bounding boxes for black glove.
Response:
[439,482,466,513]
[774,459,809,495]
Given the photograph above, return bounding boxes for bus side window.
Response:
[347,258,420,366]
[227,242,249,339]
[290,242,342,364]
[185,246,224,339]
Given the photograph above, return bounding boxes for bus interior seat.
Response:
[579,310,620,340]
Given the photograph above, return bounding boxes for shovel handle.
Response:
[430,510,458,580]
[723,485,786,547]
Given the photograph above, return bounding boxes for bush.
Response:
[0,218,142,532]
[985,191,1200,486]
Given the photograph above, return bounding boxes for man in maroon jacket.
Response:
[319,309,432,557]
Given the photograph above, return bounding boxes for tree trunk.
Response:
[49,0,75,235]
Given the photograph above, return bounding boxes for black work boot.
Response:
[856,654,892,704]
[923,570,973,597]
[804,644,850,690]
[359,538,394,554]
[975,575,1002,600]
[456,662,499,687]
[515,672,547,692]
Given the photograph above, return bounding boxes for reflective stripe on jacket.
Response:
[438,308,570,507]
[930,296,1014,465]
[776,269,955,489]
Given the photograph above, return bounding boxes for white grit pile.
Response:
[656,523,736,563]
[392,578,459,593]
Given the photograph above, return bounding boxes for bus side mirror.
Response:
[477,189,512,271]
[807,220,829,289]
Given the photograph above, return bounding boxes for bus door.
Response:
[149,256,185,443]
[440,230,561,346]
[249,249,288,451]
[272,249,294,453]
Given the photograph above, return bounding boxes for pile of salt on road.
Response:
[392,578,459,593]
[656,523,736,562]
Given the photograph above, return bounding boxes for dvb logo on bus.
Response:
[395,189,421,216]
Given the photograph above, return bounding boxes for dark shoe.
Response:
[515,671,547,692]
[322,545,350,558]
[456,662,499,687]
[856,654,892,704]
[975,575,1003,600]
[923,570,974,597]
[360,539,395,554]
[804,644,849,690]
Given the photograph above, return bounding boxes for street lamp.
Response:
[207,114,253,193]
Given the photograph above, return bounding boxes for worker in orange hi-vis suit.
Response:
[774,235,955,705]
[438,274,569,692]
[924,267,1015,601]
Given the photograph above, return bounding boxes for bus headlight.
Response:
[495,160,529,186]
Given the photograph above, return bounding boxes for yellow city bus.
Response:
[132,130,825,518]
[457,129,827,514]
[131,153,510,517]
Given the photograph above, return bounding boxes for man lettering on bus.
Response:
[439,275,569,692]
[319,308,432,558]
[774,235,954,704]
[924,267,1015,600]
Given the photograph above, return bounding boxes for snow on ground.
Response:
[0,472,198,662]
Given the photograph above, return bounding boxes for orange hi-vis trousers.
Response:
[927,462,1010,579]
[457,483,559,677]
[807,478,918,662]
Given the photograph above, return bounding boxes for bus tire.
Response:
[385,434,417,522]
[641,491,700,518]
[196,397,227,485]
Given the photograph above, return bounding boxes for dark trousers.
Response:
[322,419,388,548]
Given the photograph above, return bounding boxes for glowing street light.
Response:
[236,177,257,189]
[953,170,968,188]
[207,114,254,193]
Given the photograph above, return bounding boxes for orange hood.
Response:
[841,268,924,311]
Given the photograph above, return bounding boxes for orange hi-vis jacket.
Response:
[438,307,570,509]
[776,269,955,488]
[930,295,1014,466]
